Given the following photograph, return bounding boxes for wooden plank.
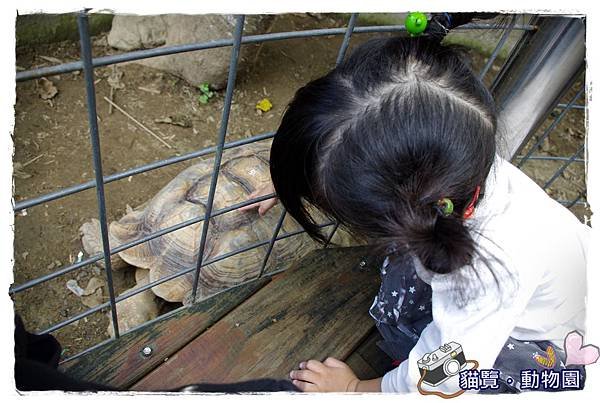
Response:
[133,246,381,390]
[345,352,379,380]
[355,329,396,377]
[60,277,271,389]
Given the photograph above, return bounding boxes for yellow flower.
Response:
[256,98,273,112]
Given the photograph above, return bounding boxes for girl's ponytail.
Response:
[399,205,475,275]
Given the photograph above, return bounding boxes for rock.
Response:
[107,15,274,89]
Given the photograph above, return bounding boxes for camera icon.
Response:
[417,342,467,387]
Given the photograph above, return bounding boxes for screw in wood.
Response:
[142,346,153,357]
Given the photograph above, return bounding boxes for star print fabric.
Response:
[368,250,433,363]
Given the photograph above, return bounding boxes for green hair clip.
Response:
[436,198,454,217]
[405,12,429,36]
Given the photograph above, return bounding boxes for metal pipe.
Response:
[492,16,585,159]
[77,12,120,339]
[16,23,536,82]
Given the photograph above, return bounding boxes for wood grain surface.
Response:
[133,246,381,390]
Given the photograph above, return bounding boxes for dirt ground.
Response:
[11,14,589,358]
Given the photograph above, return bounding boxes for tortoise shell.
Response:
[107,141,327,302]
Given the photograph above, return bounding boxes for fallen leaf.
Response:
[256,98,273,112]
[37,78,58,100]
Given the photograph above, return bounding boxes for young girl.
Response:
[241,33,590,393]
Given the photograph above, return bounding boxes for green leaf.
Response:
[199,83,211,94]
[198,94,209,104]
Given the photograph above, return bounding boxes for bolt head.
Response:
[142,346,153,356]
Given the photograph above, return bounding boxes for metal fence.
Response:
[11,12,586,362]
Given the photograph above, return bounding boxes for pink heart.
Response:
[564,331,600,366]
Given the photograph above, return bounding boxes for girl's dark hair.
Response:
[270,36,497,281]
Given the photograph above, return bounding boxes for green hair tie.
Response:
[405,12,429,36]
[436,198,454,217]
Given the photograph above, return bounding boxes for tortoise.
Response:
[79,141,355,334]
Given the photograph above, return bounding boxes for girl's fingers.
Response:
[305,359,326,372]
[292,380,318,392]
[323,356,346,368]
[290,369,320,384]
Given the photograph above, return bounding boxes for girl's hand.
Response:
[289,357,360,392]
[238,182,278,216]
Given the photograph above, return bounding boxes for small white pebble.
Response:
[77,251,84,263]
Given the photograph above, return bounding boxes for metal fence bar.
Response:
[16,23,536,82]
[76,11,120,339]
[39,220,336,336]
[257,209,287,279]
[14,131,275,212]
[516,86,584,167]
[514,155,585,163]
[9,192,277,295]
[559,199,587,207]
[479,15,517,80]
[335,13,358,66]
[556,103,585,110]
[566,193,584,208]
[189,15,245,304]
[542,144,585,190]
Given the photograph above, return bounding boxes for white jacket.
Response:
[381,155,590,393]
